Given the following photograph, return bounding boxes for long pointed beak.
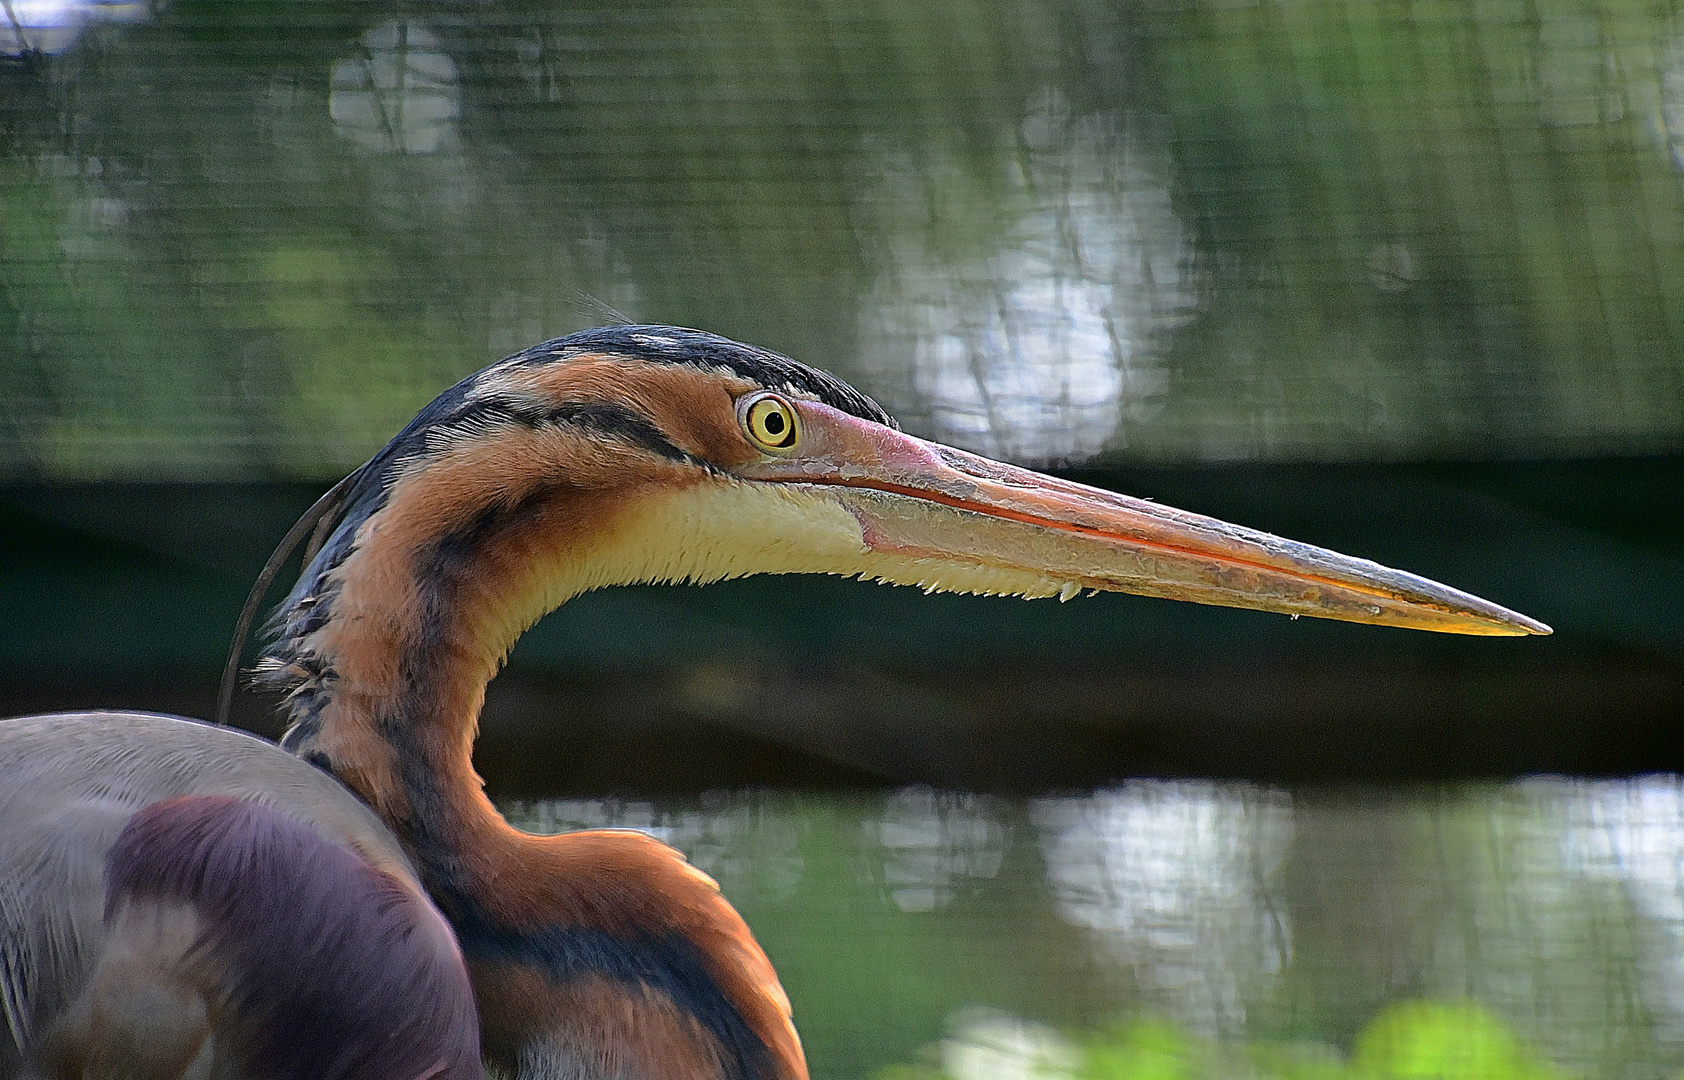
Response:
[737,401,1550,636]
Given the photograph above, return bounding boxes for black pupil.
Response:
[763,412,785,436]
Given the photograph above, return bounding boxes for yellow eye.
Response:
[741,393,799,451]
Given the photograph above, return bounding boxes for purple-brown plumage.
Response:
[86,795,482,1080]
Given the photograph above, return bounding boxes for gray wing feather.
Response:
[0,712,415,1072]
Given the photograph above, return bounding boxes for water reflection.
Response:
[505,794,806,903]
[1031,783,1294,1035]
[1344,784,1669,1075]
[500,779,1684,1078]
[1558,777,1684,1052]
[856,91,1194,466]
[874,788,1011,913]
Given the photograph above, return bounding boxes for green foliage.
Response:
[1082,1020,1199,1080]
[1147,0,1684,458]
[3,0,1681,477]
[1352,1001,1565,1080]
[870,1064,948,1080]
[870,1000,1578,1080]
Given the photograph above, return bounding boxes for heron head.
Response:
[263,323,1545,720]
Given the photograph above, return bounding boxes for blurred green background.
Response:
[5,0,1684,474]
[3,2,1683,1078]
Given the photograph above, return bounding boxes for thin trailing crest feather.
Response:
[218,325,895,728]
[217,468,365,727]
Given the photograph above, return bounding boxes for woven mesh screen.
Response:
[4,0,1683,478]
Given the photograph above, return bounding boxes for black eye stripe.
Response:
[537,401,696,463]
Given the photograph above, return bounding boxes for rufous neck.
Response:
[277,490,560,893]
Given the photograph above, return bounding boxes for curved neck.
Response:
[275,477,808,1080]
[281,471,594,885]
[273,411,698,840]
[254,355,838,1079]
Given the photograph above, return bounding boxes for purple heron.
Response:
[1,326,1547,1079]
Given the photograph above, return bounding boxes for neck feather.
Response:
[268,456,819,1080]
[275,439,699,847]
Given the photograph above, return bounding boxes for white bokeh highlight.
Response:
[940,1009,1081,1080]
[1,0,146,56]
[330,22,461,155]
[857,91,1196,466]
